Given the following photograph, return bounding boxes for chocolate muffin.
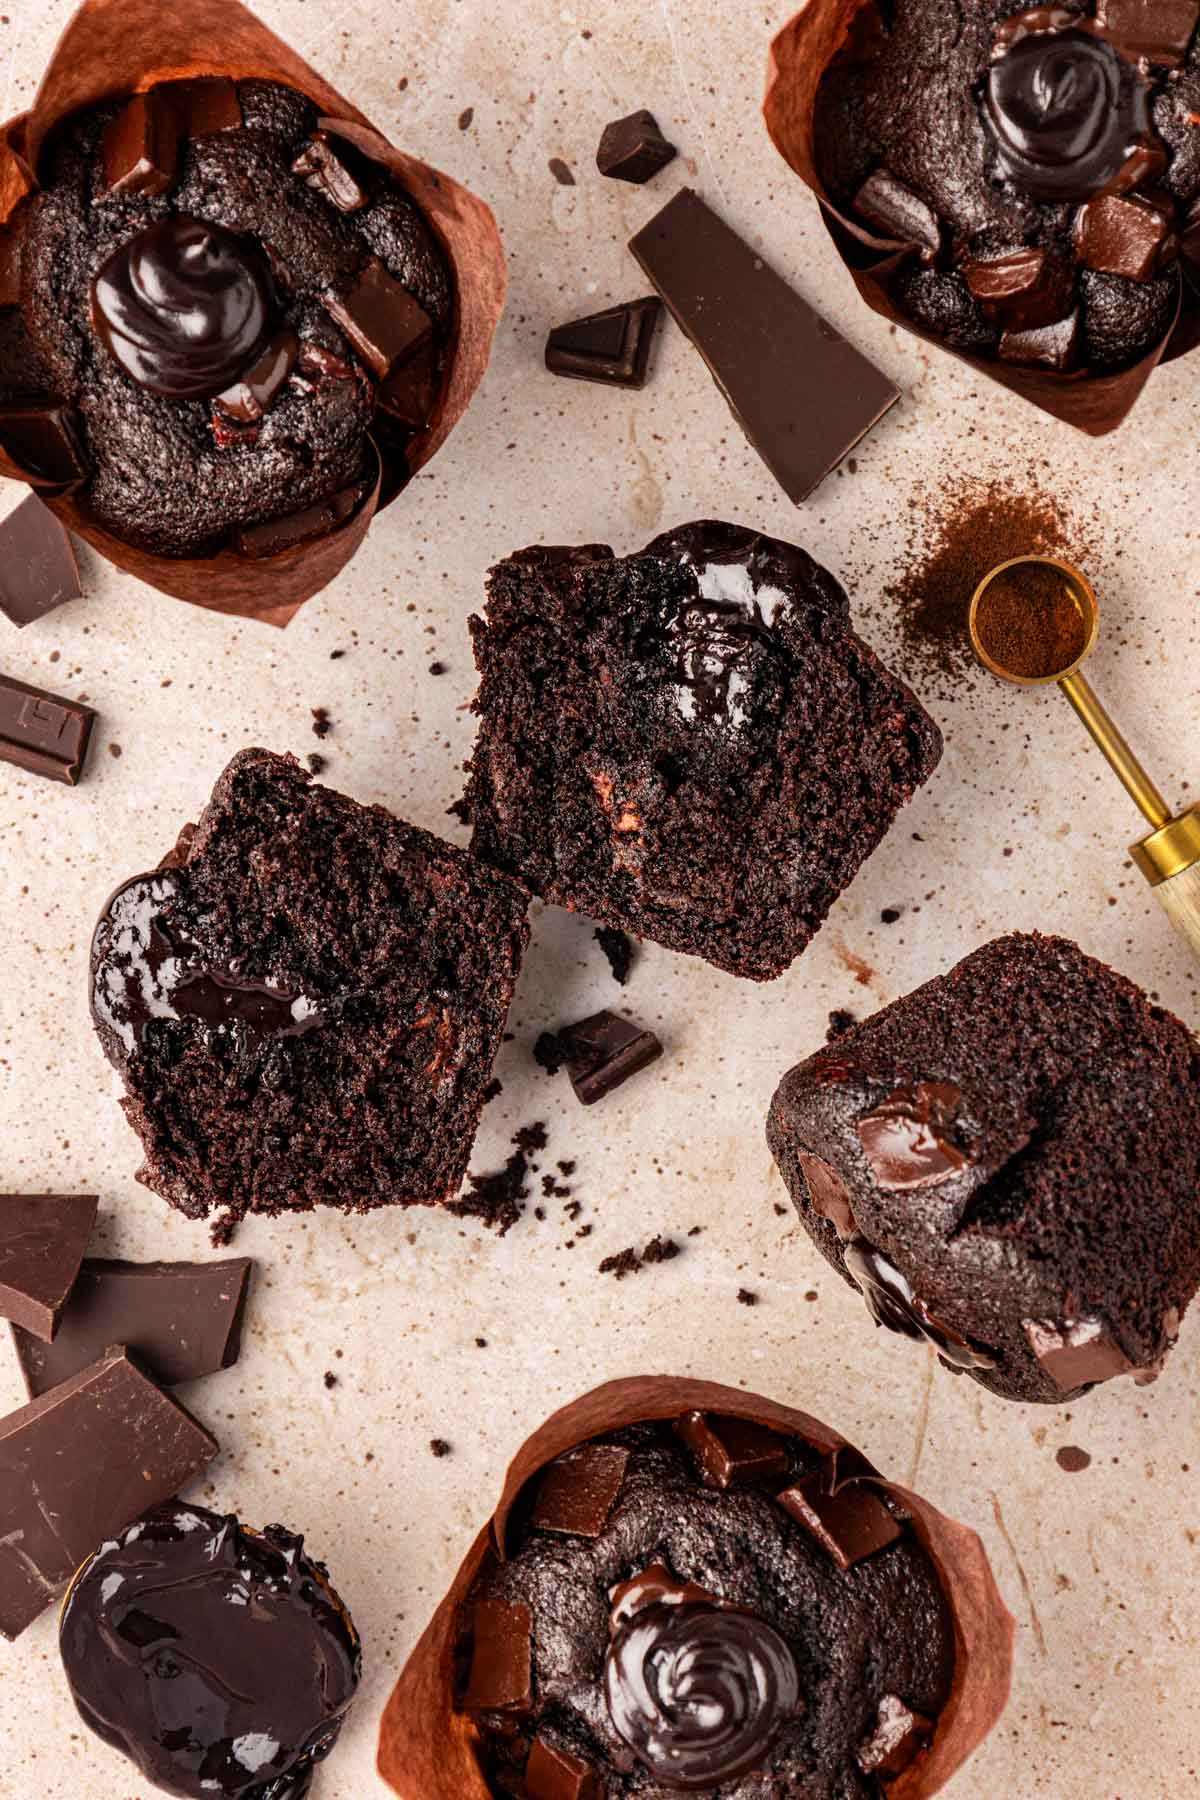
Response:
[814,1,1200,373]
[60,1499,361,1798]
[0,76,452,556]
[767,932,1200,1403]
[454,1409,955,1795]
[90,748,529,1229]
[460,522,942,982]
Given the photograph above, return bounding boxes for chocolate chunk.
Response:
[1023,1315,1135,1390]
[12,1257,252,1396]
[595,926,634,985]
[1097,0,1200,65]
[545,297,662,388]
[776,1469,903,1569]
[596,109,677,184]
[530,1443,630,1537]
[161,75,243,137]
[961,246,1072,328]
[852,167,940,257]
[461,1597,533,1712]
[526,1738,602,1800]
[293,130,369,212]
[557,1009,663,1105]
[675,1410,792,1489]
[101,91,179,199]
[213,327,299,423]
[0,401,89,487]
[857,1081,967,1190]
[845,1239,998,1371]
[379,340,442,428]
[1076,193,1176,282]
[0,496,82,627]
[798,1151,858,1238]
[233,479,363,558]
[0,672,96,785]
[0,1194,96,1340]
[856,1693,935,1779]
[322,258,433,379]
[0,1347,217,1639]
[998,309,1082,370]
[630,189,899,503]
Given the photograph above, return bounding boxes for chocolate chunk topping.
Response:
[232,478,364,557]
[857,1080,968,1190]
[100,91,179,199]
[776,1469,903,1570]
[984,17,1156,202]
[91,216,275,399]
[0,671,95,785]
[998,308,1082,368]
[675,1410,792,1489]
[379,340,441,428]
[0,1348,217,1640]
[557,1010,663,1105]
[462,1597,534,1712]
[1076,193,1176,281]
[852,167,941,256]
[604,1599,800,1788]
[12,1256,252,1396]
[630,189,899,503]
[213,326,298,424]
[0,401,89,487]
[161,76,243,137]
[1097,0,1200,66]
[843,1240,998,1371]
[545,297,662,388]
[596,109,678,184]
[293,129,370,212]
[526,1738,602,1800]
[60,1500,360,1797]
[1023,1315,1135,1389]
[798,1151,858,1238]
[530,1443,630,1538]
[0,496,82,627]
[0,1193,97,1340]
[856,1693,935,1779]
[322,257,432,378]
[961,246,1073,328]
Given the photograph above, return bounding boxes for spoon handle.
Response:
[1057,669,1171,831]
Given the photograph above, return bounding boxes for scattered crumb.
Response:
[601,1234,681,1279]
[430,1438,452,1458]
[557,1160,576,1177]
[687,1225,703,1237]
[450,1123,546,1234]
[329,648,346,660]
[1056,1446,1092,1473]
[323,1371,338,1390]
[311,707,333,738]
[737,1288,758,1306]
[429,660,447,675]
[475,1337,488,1348]
[534,1030,565,1075]
[599,1246,641,1280]
[826,1009,857,1041]
[514,1121,548,1153]
[549,156,576,185]
[804,1289,819,1302]
[306,753,327,775]
[880,907,903,924]
[774,1204,789,1217]
[209,1210,237,1248]
[595,926,634,985]
[457,107,474,130]
[108,742,123,759]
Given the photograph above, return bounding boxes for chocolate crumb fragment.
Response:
[324,1371,338,1389]
[557,1010,663,1105]
[458,108,475,131]
[451,1124,546,1236]
[826,1008,857,1041]
[0,496,82,627]
[595,926,634,985]
[430,1437,452,1458]
[880,906,902,923]
[548,157,576,186]
[429,660,447,675]
[311,707,333,738]
[533,1031,565,1075]
[597,109,677,184]
[598,1246,641,1281]
[599,1234,680,1279]
[1056,1445,1092,1472]
[306,753,327,775]
[737,1287,758,1306]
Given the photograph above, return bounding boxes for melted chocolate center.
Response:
[984,15,1153,200]
[604,1599,799,1789]
[843,1240,998,1372]
[92,216,275,398]
[59,1501,360,1800]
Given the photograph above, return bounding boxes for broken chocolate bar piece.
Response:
[526,1738,602,1800]
[675,1410,792,1489]
[461,1598,534,1712]
[852,167,940,257]
[0,671,96,785]
[530,1443,630,1538]
[856,1693,934,1779]
[1076,193,1177,282]
[1096,0,1200,65]
[0,1193,96,1340]
[545,297,662,388]
[162,75,243,137]
[214,328,298,423]
[0,1347,217,1639]
[0,400,88,488]
[322,258,433,379]
[101,90,179,199]
[0,496,82,627]
[557,1010,663,1105]
[630,189,899,503]
[1023,1315,1135,1390]
[596,109,677,184]
[293,129,369,212]
[998,309,1081,370]
[12,1256,253,1397]
[776,1469,903,1570]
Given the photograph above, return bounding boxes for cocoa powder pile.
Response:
[974,562,1088,680]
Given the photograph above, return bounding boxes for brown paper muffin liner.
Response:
[0,0,507,625]
[763,0,1194,437]
[377,1375,1014,1799]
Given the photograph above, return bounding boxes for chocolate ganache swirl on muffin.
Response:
[0,77,452,556]
[455,1412,953,1795]
[814,1,1200,372]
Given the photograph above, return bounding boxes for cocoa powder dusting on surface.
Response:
[975,562,1088,681]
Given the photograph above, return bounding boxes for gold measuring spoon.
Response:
[969,554,1200,961]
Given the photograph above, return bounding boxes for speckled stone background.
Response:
[3,2,1200,1795]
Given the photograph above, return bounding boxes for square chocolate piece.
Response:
[557,1011,663,1105]
[596,109,677,184]
[1023,1316,1134,1390]
[461,1598,533,1712]
[101,90,179,199]
[530,1443,630,1537]
[0,402,88,488]
[1097,0,1200,65]
[1076,194,1175,282]
[0,495,82,627]
[776,1470,903,1570]
[323,258,433,378]
[675,1410,792,1488]
[526,1738,602,1800]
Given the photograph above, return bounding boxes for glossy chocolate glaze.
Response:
[844,1239,998,1372]
[59,1501,361,1799]
[91,216,275,399]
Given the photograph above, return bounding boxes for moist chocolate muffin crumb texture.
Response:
[768,932,1200,1404]
[89,748,529,1228]
[461,521,943,982]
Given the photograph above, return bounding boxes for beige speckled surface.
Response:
[3,2,1200,1796]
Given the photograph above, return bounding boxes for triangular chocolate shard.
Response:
[545,298,662,388]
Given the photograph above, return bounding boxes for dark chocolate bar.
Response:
[0,671,96,784]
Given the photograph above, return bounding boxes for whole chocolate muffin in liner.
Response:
[763,0,1199,435]
[0,0,506,624]
[377,1376,1013,1799]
